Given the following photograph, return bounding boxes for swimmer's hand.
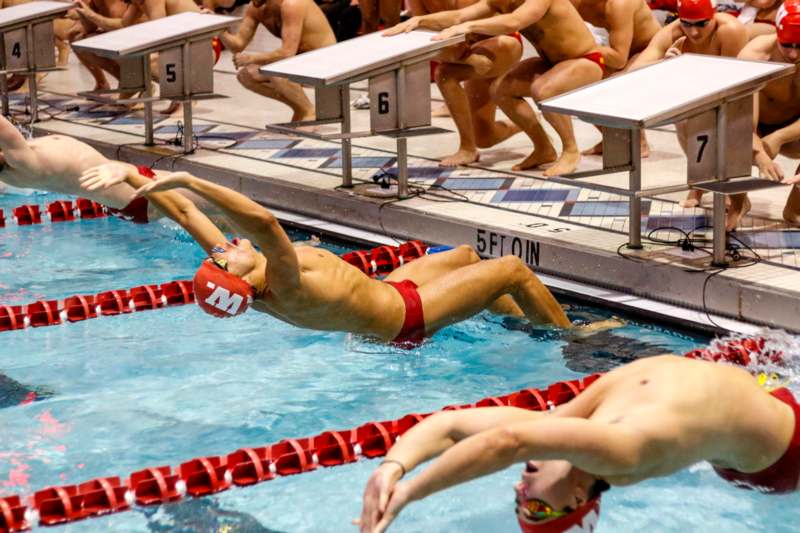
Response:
[382,17,421,36]
[755,151,784,181]
[665,37,685,59]
[783,173,800,185]
[570,317,625,338]
[432,23,470,41]
[134,171,192,196]
[356,462,409,533]
[233,53,259,68]
[79,162,138,191]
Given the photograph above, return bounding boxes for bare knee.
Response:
[489,77,509,102]
[455,244,480,264]
[498,255,530,283]
[530,77,553,102]
[236,65,262,87]
[434,63,465,86]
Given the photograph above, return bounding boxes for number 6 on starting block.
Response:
[368,62,430,132]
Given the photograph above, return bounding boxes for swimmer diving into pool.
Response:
[357,353,800,532]
[0,115,203,225]
[79,163,580,346]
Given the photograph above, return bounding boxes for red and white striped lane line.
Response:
[0,241,432,334]
[0,374,602,531]
[0,199,108,228]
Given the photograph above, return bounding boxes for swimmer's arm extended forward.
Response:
[0,114,34,168]
[628,22,682,69]
[365,417,646,532]
[80,163,226,253]
[383,1,493,35]
[435,0,549,40]
[137,172,302,289]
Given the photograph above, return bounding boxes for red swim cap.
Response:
[517,496,601,533]
[678,0,716,19]
[777,0,800,44]
[193,260,254,318]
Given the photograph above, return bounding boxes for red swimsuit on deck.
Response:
[582,51,606,74]
[384,280,425,348]
[713,387,800,493]
[106,166,155,224]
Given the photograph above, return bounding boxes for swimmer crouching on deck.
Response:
[358,354,800,532]
[80,163,601,346]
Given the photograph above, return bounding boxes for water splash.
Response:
[708,329,800,391]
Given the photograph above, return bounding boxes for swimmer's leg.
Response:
[237,65,314,122]
[531,57,603,177]
[417,255,570,334]
[384,244,523,316]
[491,57,557,172]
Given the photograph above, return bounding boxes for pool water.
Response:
[0,191,796,532]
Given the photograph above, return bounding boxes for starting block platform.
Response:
[261,30,463,197]
[540,54,792,266]
[71,12,239,153]
[0,1,74,122]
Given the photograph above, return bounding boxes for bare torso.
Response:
[556,356,796,485]
[251,246,405,339]
[747,37,800,126]
[0,135,137,209]
[253,0,336,52]
[92,0,130,18]
[165,0,202,15]
[668,13,741,55]
[490,0,597,63]
[571,0,660,54]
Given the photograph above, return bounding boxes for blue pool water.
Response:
[0,191,796,532]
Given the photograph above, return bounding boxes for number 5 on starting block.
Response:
[158,41,214,99]
[368,62,430,132]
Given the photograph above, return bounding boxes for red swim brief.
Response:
[212,37,223,65]
[385,279,425,348]
[713,387,800,493]
[582,51,606,74]
[107,166,155,224]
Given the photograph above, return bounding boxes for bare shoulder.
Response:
[739,34,776,60]
[716,13,747,36]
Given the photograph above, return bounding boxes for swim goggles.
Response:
[209,246,229,271]
[519,498,569,522]
[680,18,711,27]
[779,41,800,49]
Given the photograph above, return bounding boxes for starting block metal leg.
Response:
[397,137,409,198]
[712,102,728,267]
[25,23,37,123]
[142,53,154,146]
[181,41,193,154]
[627,127,642,249]
[0,75,7,116]
[340,85,352,187]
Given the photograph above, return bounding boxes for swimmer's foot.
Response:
[543,150,580,177]
[726,194,751,232]
[681,189,704,209]
[439,148,479,167]
[581,140,603,156]
[572,317,626,338]
[512,145,558,172]
[160,100,182,115]
[431,103,451,117]
[783,185,800,226]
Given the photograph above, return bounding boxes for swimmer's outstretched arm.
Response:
[137,172,302,288]
[432,0,548,40]
[362,416,647,533]
[383,1,493,35]
[0,115,34,168]
[627,22,682,69]
[80,163,226,253]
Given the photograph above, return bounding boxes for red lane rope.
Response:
[0,199,108,228]
[0,241,431,334]
[0,373,604,531]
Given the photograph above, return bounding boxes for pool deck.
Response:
[13,36,800,333]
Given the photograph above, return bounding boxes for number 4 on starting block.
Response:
[2,22,55,72]
[368,62,430,132]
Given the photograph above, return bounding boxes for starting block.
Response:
[260,30,464,197]
[0,1,74,122]
[540,54,793,265]
[71,12,238,153]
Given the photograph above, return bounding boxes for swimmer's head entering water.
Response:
[515,461,608,532]
[777,0,800,62]
[193,239,265,318]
